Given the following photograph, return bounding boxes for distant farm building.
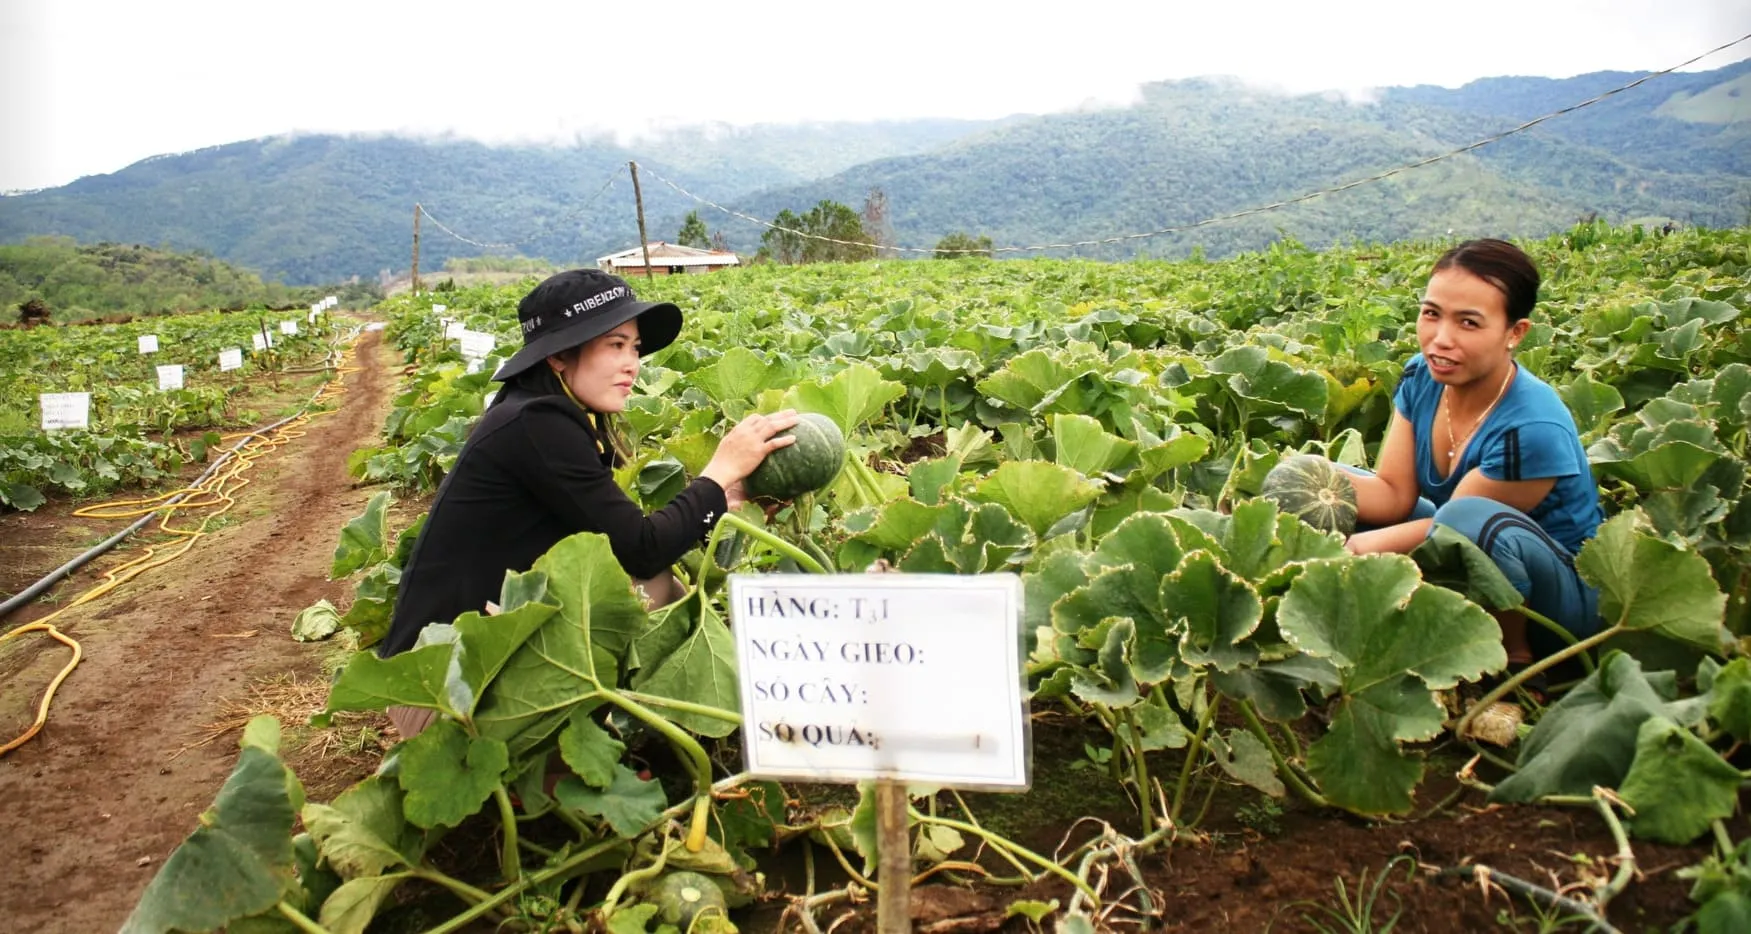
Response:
[596,242,740,276]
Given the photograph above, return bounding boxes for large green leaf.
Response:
[1491,652,1696,802]
[394,719,510,829]
[1707,657,1751,742]
[1067,617,1141,706]
[1617,716,1742,845]
[1051,413,1137,478]
[318,876,407,934]
[848,497,948,552]
[1163,550,1262,672]
[319,643,466,722]
[1588,416,1726,490]
[301,777,423,879]
[555,764,668,838]
[1208,345,1328,419]
[1210,655,1341,722]
[1576,510,1726,651]
[689,346,777,405]
[973,460,1102,538]
[557,710,626,788]
[1211,728,1285,798]
[1409,524,1526,611]
[531,532,650,678]
[784,362,906,434]
[468,535,645,754]
[1558,372,1624,439]
[1024,549,1093,662]
[1279,556,1505,815]
[451,601,559,714]
[332,491,391,578]
[121,718,303,934]
[976,349,1078,413]
[630,599,741,737]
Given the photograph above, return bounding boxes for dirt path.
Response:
[0,328,399,934]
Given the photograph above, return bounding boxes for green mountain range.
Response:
[0,61,1744,283]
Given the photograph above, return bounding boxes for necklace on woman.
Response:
[1444,364,1515,460]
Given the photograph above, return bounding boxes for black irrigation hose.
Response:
[0,333,358,623]
[1435,865,1621,934]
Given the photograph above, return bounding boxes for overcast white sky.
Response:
[1,0,1747,191]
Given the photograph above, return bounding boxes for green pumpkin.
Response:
[652,870,729,929]
[744,412,846,500]
[1260,454,1359,536]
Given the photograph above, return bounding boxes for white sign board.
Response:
[280,320,298,335]
[40,392,91,430]
[252,332,272,351]
[138,334,159,354]
[444,321,466,340]
[729,573,1029,789]
[459,330,496,360]
[218,348,243,371]
[432,303,447,314]
[325,295,338,307]
[156,364,185,391]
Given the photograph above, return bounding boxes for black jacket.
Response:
[379,385,725,656]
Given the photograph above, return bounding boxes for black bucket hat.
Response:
[491,269,683,382]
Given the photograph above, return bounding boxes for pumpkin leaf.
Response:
[973,460,1102,538]
[1279,555,1505,815]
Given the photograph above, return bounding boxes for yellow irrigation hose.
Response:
[0,342,365,757]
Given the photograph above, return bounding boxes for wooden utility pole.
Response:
[629,161,655,280]
[412,203,423,295]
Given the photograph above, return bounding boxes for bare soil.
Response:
[0,329,398,934]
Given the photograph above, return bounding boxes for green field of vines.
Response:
[131,221,1751,933]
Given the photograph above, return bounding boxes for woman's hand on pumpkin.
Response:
[702,409,799,489]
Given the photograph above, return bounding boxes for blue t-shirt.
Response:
[1392,355,1603,553]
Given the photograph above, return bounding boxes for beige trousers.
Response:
[386,570,686,741]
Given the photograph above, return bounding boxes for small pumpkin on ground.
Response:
[651,870,730,929]
[1260,454,1359,536]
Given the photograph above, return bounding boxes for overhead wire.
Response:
[643,30,1751,255]
[418,163,626,251]
[0,330,364,758]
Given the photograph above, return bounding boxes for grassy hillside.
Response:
[0,237,320,322]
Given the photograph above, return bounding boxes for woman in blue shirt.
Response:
[1345,239,1604,666]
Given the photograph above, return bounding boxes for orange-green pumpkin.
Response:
[1260,454,1359,536]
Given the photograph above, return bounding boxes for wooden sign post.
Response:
[728,571,1030,932]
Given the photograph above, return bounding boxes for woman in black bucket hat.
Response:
[377,270,798,686]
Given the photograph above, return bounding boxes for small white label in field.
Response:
[40,392,91,430]
[459,330,496,360]
[280,320,298,335]
[729,573,1030,789]
[251,332,268,351]
[432,303,447,314]
[156,364,185,391]
[218,348,243,371]
[138,334,159,354]
[325,295,338,307]
[444,321,466,340]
